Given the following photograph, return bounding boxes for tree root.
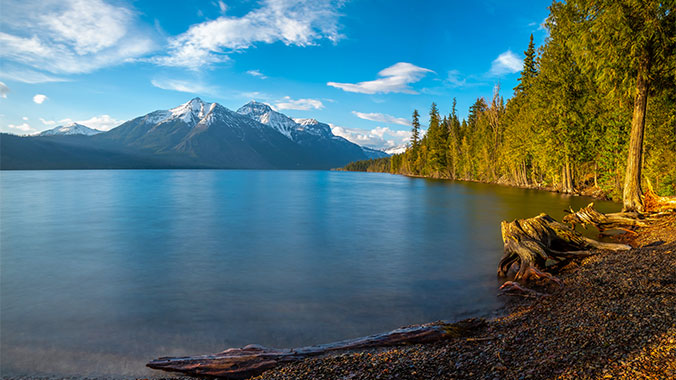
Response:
[563,202,647,232]
[644,181,676,213]
[499,281,549,297]
[497,213,630,284]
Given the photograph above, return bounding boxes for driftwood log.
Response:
[147,319,485,379]
[497,213,631,283]
[563,202,647,232]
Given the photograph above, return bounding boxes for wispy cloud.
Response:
[216,0,227,14]
[0,82,9,98]
[489,50,522,76]
[330,124,415,150]
[328,62,433,94]
[33,94,47,104]
[0,66,68,84]
[352,111,410,126]
[447,70,468,87]
[0,0,156,76]
[151,78,216,95]
[150,0,344,69]
[274,96,324,111]
[246,69,267,79]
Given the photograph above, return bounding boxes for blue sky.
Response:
[0,0,551,150]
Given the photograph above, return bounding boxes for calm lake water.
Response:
[0,170,620,377]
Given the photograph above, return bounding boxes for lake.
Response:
[0,170,619,377]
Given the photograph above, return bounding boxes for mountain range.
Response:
[1,98,388,170]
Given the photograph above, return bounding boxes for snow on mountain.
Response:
[384,145,408,155]
[139,98,216,126]
[236,101,298,139]
[38,122,102,136]
[361,146,390,159]
[292,118,333,137]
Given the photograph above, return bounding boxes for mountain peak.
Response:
[169,98,214,124]
[38,122,101,136]
[240,100,273,112]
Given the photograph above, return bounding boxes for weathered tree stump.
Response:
[562,202,647,232]
[497,213,631,283]
[147,319,486,379]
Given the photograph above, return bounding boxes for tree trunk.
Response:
[622,54,651,212]
[147,319,486,379]
[561,157,573,193]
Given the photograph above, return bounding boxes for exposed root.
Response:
[563,202,647,232]
[644,180,676,213]
[499,281,549,297]
[498,213,630,285]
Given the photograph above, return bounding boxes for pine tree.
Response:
[564,0,676,211]
[514,34,537,94]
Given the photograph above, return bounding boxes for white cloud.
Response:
[0,66,68,83]
[352,111,410,126]
[447,70,468,87]
[330,124,416,151]
[0,0,155,75]
[76,115,122,131]
[150,0,343,69]
[40,118,57,126]
[217,0,227,14]
[0,81,9,98]
[22,116,28,121]
[151,78,216,95]
[33,94,48,104]
[327,62,433,94]
[489,50,523,76]
[7,122,34,133]
[274,96,323,111]
[246,69,267,79]
[39,115,123,131]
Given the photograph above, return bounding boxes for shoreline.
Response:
[252,213,676,380]
[349,169,613,201]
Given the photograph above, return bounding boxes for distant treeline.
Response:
[345,0,676,202]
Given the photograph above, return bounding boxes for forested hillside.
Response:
[345,0,676,206]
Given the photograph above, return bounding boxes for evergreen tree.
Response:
[564,0,676,211]
[514,34,537,94]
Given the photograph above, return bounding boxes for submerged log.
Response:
[562,202,647,232]
[497,213,630,283]
[147,319,486,379]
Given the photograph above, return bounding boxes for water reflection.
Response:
[0,170,619,377]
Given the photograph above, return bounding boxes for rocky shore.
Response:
[252,214,676,380]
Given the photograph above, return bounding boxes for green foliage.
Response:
[342,0,675,197]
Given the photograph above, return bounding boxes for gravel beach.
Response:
[252,214,676,380]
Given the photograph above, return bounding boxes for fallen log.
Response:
[147,318,486,379]
[497,213,631,283]
[562,202,647,232]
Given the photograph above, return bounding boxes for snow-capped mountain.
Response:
[2,98,380,170]
[97,98,370,169]
[237,101,297,139]
[362,146,390,159]
[384,144,408,155]
[38,122,102,136]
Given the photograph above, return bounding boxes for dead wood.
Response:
[147,319,486,379]
[563,202,647,232]
[497,213,630,284]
